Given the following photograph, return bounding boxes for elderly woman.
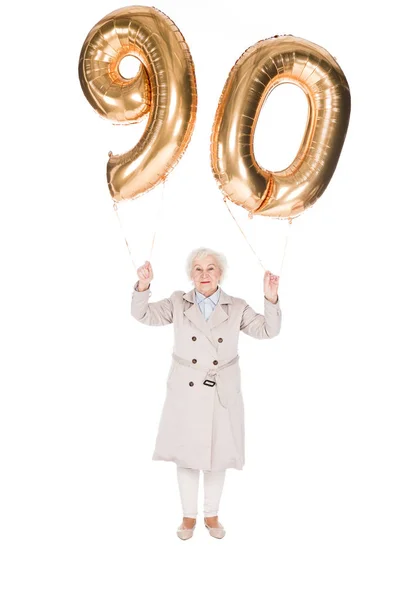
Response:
[131,247,281,540]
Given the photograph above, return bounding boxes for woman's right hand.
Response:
[137,260,153,291]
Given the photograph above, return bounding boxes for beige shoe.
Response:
[177,521,196,540]
[204,518,226,539]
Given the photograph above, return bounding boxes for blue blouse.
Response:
[194,287,221,321]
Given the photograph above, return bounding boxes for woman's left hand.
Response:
[264,270,279,304]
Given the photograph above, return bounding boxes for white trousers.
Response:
[176,466,226,518]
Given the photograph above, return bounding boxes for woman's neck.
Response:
[197,285,218,297]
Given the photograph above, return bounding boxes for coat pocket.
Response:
[166,362,180,390]
[166,362,175,382]
[220,365,242,396]
[230,366,242,393]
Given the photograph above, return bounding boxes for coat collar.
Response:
[183,286,232,346]
[195,286,221,306]
[183,286,232,305]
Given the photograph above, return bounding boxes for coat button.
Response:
[192,358,197,364]
[213,360,218,365]
[218,338,223,343]
[189,381,194,386]
[192,336,197,341]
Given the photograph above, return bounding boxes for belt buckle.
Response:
[203,379,216,387]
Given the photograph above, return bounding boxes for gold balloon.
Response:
[78,6,197,202]
[211,35,351,219]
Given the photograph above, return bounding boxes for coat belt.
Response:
[171,352,239,409]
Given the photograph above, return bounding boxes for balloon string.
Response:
[149,178,165,261]
[113,201,138,271]
[113,180,166,273]
[224,199,266,270]
[278,218,293,275]
[223,199,293,275]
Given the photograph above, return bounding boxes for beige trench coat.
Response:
[131,281,282,471]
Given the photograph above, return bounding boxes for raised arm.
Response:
[131,281,174,326]
[131,260,173,326]
[240,270,282,339]
[240,295,282,339]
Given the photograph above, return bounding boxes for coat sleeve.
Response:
[131,281,174,326]
[240,295,282,339]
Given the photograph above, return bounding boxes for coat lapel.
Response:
[183,287,232,346]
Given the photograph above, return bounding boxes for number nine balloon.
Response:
[78,6,197,202]
[211,34,351,219]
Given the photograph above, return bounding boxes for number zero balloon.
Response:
[78,6,197,202]
[211,35,351,219]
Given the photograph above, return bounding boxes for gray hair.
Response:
[186,247,228,284]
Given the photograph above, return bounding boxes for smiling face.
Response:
[191,254,222,296]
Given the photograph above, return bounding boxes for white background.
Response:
[1,0,399,598]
